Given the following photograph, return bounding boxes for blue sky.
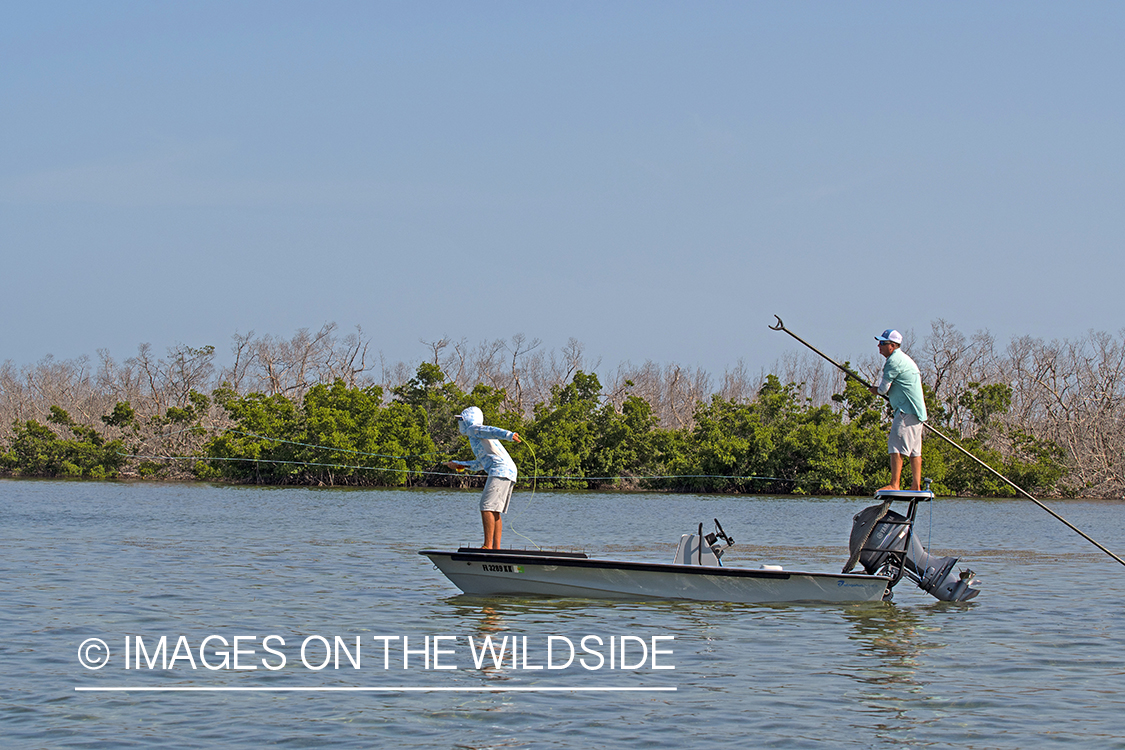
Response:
[3,2,1123,379]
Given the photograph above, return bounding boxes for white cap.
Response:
[875,329,903,344]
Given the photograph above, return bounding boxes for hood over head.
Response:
[456,406,483,434]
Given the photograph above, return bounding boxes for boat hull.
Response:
[420,549,891,604]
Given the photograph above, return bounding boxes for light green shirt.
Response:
[878,349,927,421]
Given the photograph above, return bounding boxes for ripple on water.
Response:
[2,481,1124,748]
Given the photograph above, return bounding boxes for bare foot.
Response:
[877,485,900,491]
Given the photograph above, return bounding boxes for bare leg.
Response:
[481,510,502,549]
[910,455,922,491]
[880,453,903,491]
[481,510,494,548]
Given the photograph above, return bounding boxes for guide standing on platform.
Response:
[869,329,927,491]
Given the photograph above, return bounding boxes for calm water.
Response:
[3,480,1124,749]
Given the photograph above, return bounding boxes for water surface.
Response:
[3,480,1123,748]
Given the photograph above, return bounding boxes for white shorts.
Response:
[888,411,923,457]
[480,476,514,513]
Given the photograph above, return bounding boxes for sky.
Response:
[3,2,1123,381]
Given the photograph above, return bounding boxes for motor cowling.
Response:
[849,504,980,602]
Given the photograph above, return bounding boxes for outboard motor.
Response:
[848,500,980,602]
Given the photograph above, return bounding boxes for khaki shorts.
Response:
[480,476,514,513]
[888,411,923,457]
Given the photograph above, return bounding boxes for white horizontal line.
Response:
[75,686,676,693]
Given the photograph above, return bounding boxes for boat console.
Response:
[672,519,733,566]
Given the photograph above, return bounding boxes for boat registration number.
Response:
[481,563,522,573]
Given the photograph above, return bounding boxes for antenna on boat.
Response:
[770,314,1125,569]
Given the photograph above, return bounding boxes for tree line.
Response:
[2,320,1122,497]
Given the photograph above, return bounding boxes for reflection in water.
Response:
[844,604,925,685]
[838,604,928,735]
[839,601,979,739]
[442,594,736,683]
[450,599,514,682]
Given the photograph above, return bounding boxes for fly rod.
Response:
[770,314,1125,568]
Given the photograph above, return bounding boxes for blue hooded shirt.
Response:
[453,406,518,482]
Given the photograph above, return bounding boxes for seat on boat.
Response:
[672,534,722,566]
